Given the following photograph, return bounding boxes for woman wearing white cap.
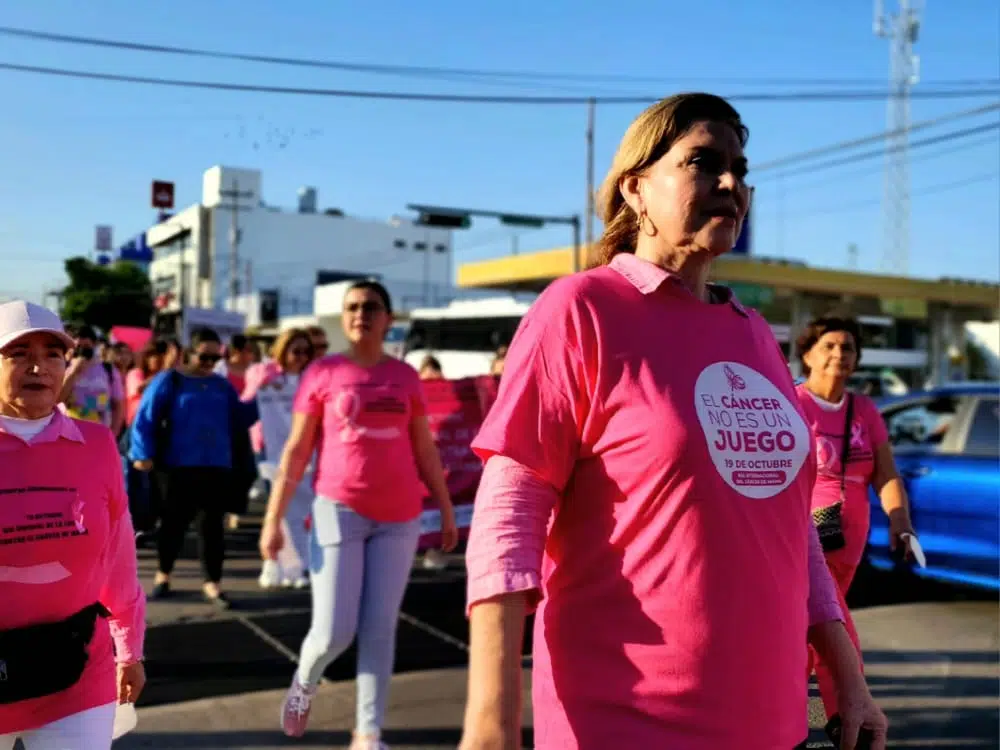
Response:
[0,301,146,749]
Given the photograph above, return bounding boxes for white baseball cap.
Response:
[0,300,76,352]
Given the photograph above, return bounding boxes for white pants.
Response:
[0,703,115,750]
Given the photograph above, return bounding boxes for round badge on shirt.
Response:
[693,361,811,499]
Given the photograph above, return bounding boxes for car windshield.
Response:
[883,395,959,453]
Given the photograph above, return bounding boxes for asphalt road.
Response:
[132,525,998,749]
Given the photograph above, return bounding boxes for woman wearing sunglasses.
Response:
[129,327,257,608]
[243,328,317,590]
[260,280,458,750]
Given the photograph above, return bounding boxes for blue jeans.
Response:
[296,497,421,734]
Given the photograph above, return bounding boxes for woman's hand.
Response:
[117,661,146,704]
[259,516,284,560]
[439,501,459,553]
[133,459,153,473]
[888,507,916,559]
[836,673,889,750]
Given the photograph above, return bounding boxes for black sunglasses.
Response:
[344,301,384,315]
[197,353,223,364]
[288,347,312,358]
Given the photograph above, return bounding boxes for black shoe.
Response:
[149,581,171,600]
[204,590,232,610]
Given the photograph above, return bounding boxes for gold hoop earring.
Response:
[637,209,657,237]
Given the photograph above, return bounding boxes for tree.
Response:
[60,257,153,331]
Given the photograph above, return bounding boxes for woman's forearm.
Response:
[419,446,450,507]
[808,619,865,690]
[463,593,529,748]
[265,445,311,522]
[879,477,910,518]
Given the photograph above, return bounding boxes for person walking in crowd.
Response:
[59,323,124,437]
[122,339,171,537]
[244,328,317,590]
[215,333,255,395]
[106,341,134,383]
[795,314,916,721]
[306,325,330,359]
[418,355,444,380]
[161,337,182,371]
[259,280,459,750]
[124,339,168,427]
[488,346,507,378]
[130,327,258,609]
[459,93,887,750]
[0,301,146,749]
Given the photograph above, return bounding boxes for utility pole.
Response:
[219,180,254,309]
[847,242,860,269]
[874,0,922,276]
[584,98,596,271]
[244,259,253,296]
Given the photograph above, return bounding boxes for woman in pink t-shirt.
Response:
[0,301,145,749]
[459,94,888,750]
[795,314,916,719]
[259,280,459,750]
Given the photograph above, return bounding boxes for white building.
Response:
[144,165,456,323]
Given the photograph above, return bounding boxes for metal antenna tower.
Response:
[874,0,922,276]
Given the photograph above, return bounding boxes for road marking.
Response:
[398,610,533,668]
[398,610,470,653]
[231,611,314,673]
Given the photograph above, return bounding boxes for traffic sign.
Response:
[94,225,113,252]
[151,180,175,209]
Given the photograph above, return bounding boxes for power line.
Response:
[2,25,998,89]
[756,132,999,189]
[782,171,998,220]
[755,101,1000,171]
[773,121,1000,178]
[0,61,997,105]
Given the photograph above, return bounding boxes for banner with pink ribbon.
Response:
[417,375,499,551]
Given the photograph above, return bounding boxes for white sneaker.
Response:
[282,575,309,590]
[258,560,282,590]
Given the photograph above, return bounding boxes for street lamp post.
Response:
[407,204,584,278]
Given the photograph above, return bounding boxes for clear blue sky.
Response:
[1,0,997,303]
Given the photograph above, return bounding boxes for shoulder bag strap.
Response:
[839,393,855,503]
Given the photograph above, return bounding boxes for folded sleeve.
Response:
[465,456,558,615]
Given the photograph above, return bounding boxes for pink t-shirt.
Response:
[469,253,818,750]
[293,354,427,523]
[795,386,889,576]
[0,412,145,735]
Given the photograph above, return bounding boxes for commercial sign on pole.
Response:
[151,180,175,210]
[94,225,113,252]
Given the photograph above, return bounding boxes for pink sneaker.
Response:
[280,675,316,737]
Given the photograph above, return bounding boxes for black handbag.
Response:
[0,602,110,704]
[812,393,855,553]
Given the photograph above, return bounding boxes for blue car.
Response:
[867,382,1000,591]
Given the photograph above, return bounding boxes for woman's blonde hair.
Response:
[271,327,314,367]
[594,93,749,267]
